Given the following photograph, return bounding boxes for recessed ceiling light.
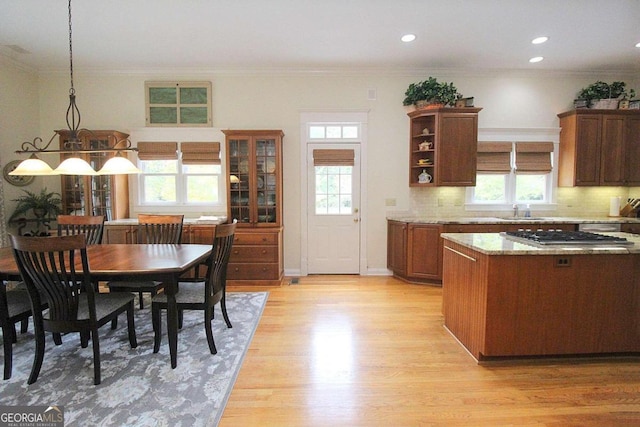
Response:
[636,41,640,48]
[529,56,544,63]
[532,36,549,44]
[401,34,416,43]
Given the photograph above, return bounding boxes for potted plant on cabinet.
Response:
[403,77,463,108]
[575,81,636,109]
[9,188,62,235]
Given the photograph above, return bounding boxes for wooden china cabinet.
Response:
[57,130,130,220]
[223,130,284,285]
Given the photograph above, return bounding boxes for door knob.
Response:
[353,218,359,223]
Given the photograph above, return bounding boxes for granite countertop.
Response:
[106,216,227,226]
[441,232,640,255]
[387,215,640,225]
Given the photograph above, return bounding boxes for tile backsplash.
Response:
[409,187,640,218]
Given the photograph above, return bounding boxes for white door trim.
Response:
[299,111,368,277]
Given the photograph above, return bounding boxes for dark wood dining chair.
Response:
[10,234,137,385]
[1,283,46,380]
[107,214,184,309]
[151,220,236,355]
[57,214,105,245]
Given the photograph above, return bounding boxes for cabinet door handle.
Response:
[444,246,476,262]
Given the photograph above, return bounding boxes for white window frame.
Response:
[137,144,223,208]
[465,128,560,214]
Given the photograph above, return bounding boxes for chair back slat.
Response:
[204,221,237,300]
[10,234,95,324]
[57,215,105,245]
[137,214,184,244]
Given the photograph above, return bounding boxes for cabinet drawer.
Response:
[234,232,278,245]
[227,263,280,280]
[230,246,278,263]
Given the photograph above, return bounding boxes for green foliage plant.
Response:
[577,81,636,102]
[9,188,62,221]
[403,77,462,107]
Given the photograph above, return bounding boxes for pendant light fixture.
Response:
[10,0,140,176]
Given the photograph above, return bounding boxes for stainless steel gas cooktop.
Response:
[503,230,633,246]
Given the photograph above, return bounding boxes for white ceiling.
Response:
[1,0,639,74]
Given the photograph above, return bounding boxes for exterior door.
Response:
[307,144,361,274]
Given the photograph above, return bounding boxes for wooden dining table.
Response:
[0,243,212,369]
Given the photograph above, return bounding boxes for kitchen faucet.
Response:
[513,204,519,218]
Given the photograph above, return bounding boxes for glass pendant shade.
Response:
[9,154,56,175]
[54,157,97,175]
[98,155,141,175]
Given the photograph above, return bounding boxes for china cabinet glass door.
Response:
[228,137,251,224]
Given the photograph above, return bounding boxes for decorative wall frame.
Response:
[3,160,35,186]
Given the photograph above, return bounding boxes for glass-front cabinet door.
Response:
[224,130,283,227]
[57,130,130,220]
[227,136,251,223]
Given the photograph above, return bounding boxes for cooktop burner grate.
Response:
[504,230,632,245]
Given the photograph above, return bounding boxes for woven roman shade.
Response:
[313,149,355,166]
[477,142,512,173]
[137,142,178,160]
[181,142,221,165]
[515,142,554,173]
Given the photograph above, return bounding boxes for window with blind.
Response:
[137,141,222,205]
[471,141,555,206]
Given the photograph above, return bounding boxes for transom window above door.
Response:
[308,124,359,140]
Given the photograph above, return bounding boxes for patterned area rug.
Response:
[0,291,268,426]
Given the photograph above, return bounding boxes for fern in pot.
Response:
[9,188,62,221]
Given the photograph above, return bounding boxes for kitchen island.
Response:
[441,232,640,361]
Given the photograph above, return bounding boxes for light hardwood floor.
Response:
[221,276,640,426]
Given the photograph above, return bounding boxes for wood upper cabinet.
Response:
[624,115,640,185]
[223,130,285,285]
[558,109,640,186]
[57,130,130,220]
[408,108,481,187]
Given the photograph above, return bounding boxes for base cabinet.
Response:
[387,221,442,283]
[387,220,579,284]
[103,224,217,244]
[103,225,136,244]
[227,228,283,286]
[387,221,407,276]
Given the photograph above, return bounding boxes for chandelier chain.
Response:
[68,0,74,95]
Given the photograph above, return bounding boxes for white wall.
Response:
[2,65,639,273]
[0,58,41,222]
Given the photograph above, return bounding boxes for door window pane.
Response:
[315,166,353,215]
